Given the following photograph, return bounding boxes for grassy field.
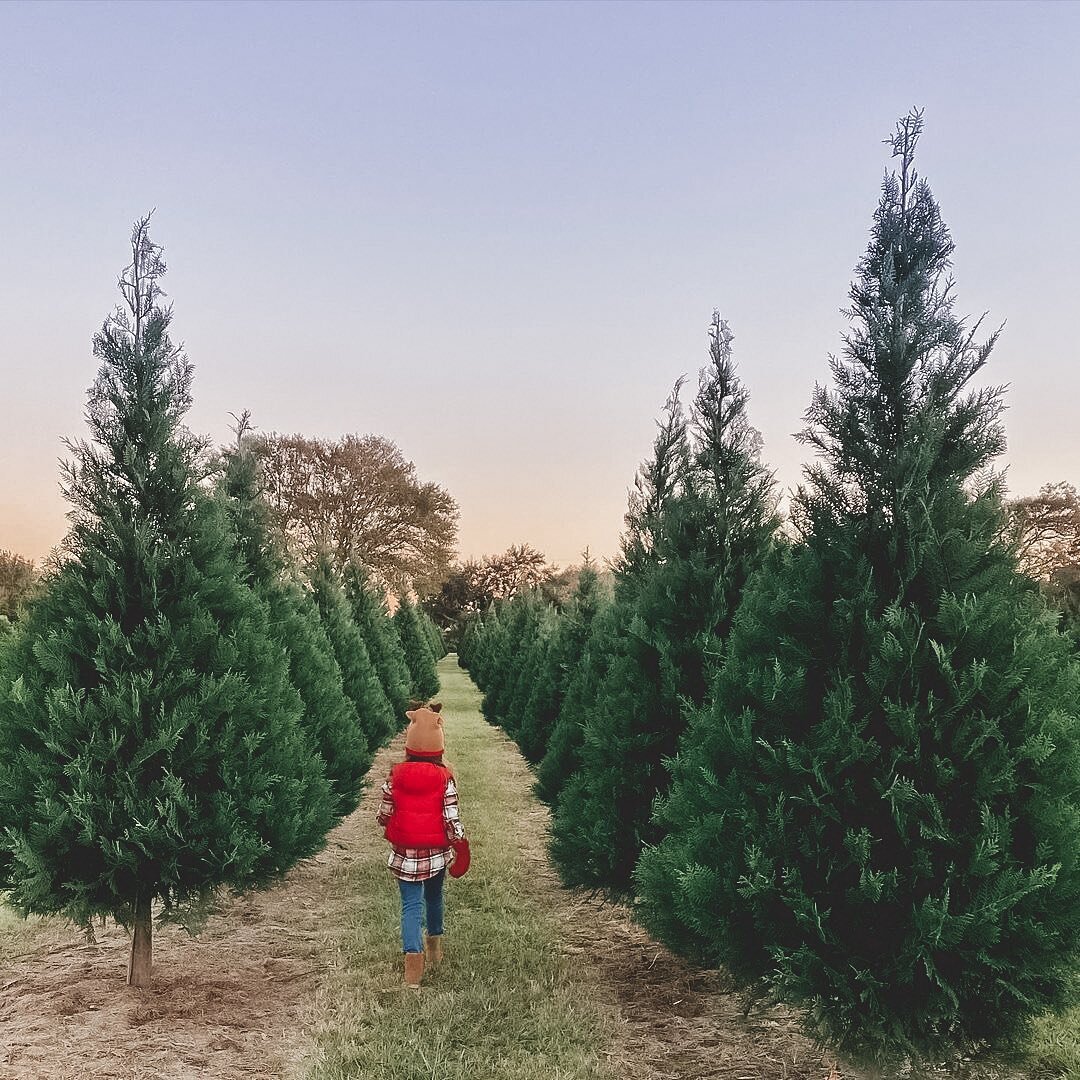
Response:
[300,656,619,1080]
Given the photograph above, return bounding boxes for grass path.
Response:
[301,657,618,1080]
[300,657,848,1080]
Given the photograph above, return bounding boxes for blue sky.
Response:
[2,0,1078,568]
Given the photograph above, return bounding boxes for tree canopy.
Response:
[251,431,458,596]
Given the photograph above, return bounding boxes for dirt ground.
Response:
[0,734,1040,1080]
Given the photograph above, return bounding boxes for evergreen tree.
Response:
[341,561,412,726]
[457,613,482,672]
[419,607,446,660]
[503,600,554,740]
[551,317,777,894]
[219,421,370,816]
[514,622,557,764]
[636,113,1080,1061]
[479,595,536,729]
[474,607,506,690]
[393,595,440,700]
[309,553,396,751]
[518,560,604,764]
[534,600,620,806]
[0,220,335,987]
[534,388,689,808]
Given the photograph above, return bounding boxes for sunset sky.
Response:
[2,0,1078,571]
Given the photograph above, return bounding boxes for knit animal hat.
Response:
[404,702,444,756]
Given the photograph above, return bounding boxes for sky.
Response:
[1,0,1078,571]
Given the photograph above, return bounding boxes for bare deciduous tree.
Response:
[251,432,458,596]
[1005,481,1080,582]
[0,550,37,619]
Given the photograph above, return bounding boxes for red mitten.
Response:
[449,837,471,878]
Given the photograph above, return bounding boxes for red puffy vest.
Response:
[385,761,454,848]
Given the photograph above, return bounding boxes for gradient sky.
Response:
[2,0,1078,571]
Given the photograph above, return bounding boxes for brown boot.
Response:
[404,951,424,989]
[425,933,443,967]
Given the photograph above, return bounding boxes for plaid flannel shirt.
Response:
[377,773,466,882]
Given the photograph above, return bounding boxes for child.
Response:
[376,701,466,988]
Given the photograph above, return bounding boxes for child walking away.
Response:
[376,702,467,989]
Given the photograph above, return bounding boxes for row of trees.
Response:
[0,219,445,988]
[460,112,1080,1065]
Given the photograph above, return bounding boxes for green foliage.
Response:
[551,321,778,895]
[219,429,370,817]
[481,596,549,733]
[517,562,605,765]
[342,561,412,726]
[534,602,621,807]
[393,595,439,701]
[636,113,1080,1062]
[0,219,336,933]
[309,553,396,751]
[419,605,447,660]
[503,605,557,740]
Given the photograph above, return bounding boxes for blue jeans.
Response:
[398,870,445,954]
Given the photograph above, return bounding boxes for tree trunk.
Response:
[127,890,152,988]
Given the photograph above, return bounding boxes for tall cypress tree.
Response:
[551,316,777,894]
[518,559,604,764]
[534,387,689,808]
[419,607,446,661]
[466,607,503,692]
[636,113,1080,1061]
[342,561,412,726]
[502,598,554,740]
[393,595,440,700]
[534,599,619,806]
[219,422,370,816]
[0,219,335,987]
[481,594,543,731]
[309,553,396,752]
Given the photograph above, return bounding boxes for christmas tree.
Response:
[534,386,689,809]
[393,595,439,700]
[0,219,335,987]
[517,559,604,764]
[503,600,557,741]
[342,561,412,726]
[219,420,370,816]
[534,600,619,806]
[309,553,396,751]
[551,317,776,893]
[481,594,546,732]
